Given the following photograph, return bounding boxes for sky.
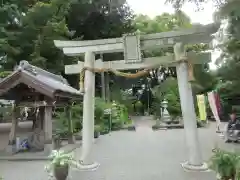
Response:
[126,0,220,69]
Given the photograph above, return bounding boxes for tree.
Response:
[0,0,73,73]
[165,0,226,9]
[133,12,216,94]
[67,0,134,40]
[66,0,135,90]
[133,11,191,86]
[215,6,240,100]
[0,0,135,87]
[130,12,216,114]
[134,11,191,34]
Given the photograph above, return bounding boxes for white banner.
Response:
[207,91,222,131]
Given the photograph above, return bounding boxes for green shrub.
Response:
[135,101,143,114]
[152,78,181,118]
[0,71,12,78]
[71,104,83,132]
[54,98,131,135]
[209,148,240,180]
[94,125,101,132]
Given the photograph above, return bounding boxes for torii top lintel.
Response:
[54,23,219,56]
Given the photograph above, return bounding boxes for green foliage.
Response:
[134,101,144,115]
[54,103,83,138]
[110,85,136,115]
[0,71,12,78]
[165,0,225,10]
[94,97,113,132]
[134,11,192,58]
[121,93,135,115]
[0,0,135,90]
[134,11,191,34]
[54,110,70,138]
[133,12,215,99]
[54,97,131,136]
[163,78,181,118]
[152,77,181,118]
[209,148,240,179]
[110,102,131,130]
[193,64,218,94]
[70,103,83,132]
[132,12,192,87]
[151,98,162,119]
[67,0,135,40]
[69,99,111,133]
[95,99,131,131]
[0,0,74,73]
[94,125,102,133]
[212,0,240,105]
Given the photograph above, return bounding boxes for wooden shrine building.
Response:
[0,60,82,154]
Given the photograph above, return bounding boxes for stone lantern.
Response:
[161,99,171,124]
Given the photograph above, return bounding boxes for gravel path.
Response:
[0,118,238,180]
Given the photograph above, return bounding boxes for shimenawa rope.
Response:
[79,60,194,94]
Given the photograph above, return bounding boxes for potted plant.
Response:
[45,150,81,180]
[209,148,240,180]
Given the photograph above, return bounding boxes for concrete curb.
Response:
[0,144,79,161]
[152,124,205,130]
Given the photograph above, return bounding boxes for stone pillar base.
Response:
[68,136,76,144]
[44,143,53,155]
[181,161,208,171]
[78,161,100,171]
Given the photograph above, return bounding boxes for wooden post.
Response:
[43,100,53,154]
[39,106,45,130]
[44,105,52,143]
[101,72,106,100]
[8,103,19,145]
[100,56,106,101]
[105,73,110,102]
[66,105,75,144]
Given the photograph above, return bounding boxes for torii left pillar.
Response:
[80,51,99,170]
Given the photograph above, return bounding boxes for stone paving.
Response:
[0,118,239,180]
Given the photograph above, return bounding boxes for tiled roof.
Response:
[0,60,82,99]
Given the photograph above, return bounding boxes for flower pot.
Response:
[165,121,171,125]
[94,131,100,138]
[172,121,179,124]
[100,131,109,135]
[216,173,235,180]
[54,164,69,180]
[127,125,136,131]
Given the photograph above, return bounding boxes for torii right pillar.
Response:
[174,43,208,171]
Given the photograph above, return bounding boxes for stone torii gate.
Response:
[54,23,219,171]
